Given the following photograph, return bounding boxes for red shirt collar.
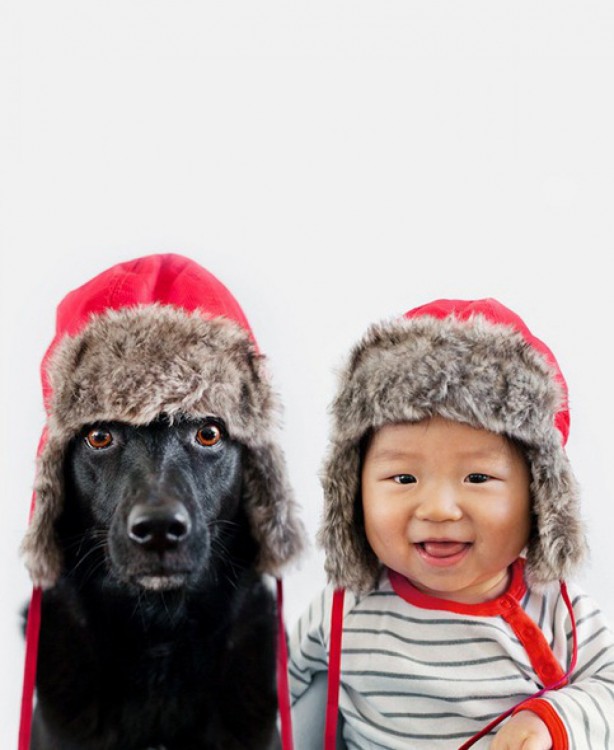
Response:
[387,558,527,617]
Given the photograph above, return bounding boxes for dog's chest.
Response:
[37,579,277,748]
[119,626,217,692]
[112,632,221,741]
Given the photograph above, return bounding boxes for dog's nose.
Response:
[127,501,191,552]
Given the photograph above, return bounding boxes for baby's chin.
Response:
[395,554,514,605]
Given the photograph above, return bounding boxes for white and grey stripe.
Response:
[289,572,614,748]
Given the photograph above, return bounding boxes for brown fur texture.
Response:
[22,304,305,586]
[318,313,587,594]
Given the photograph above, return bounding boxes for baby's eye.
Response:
[466,473,490,484]
[393,474,417,484]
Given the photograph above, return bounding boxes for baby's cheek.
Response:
[364,509,398,548]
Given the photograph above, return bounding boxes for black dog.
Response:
[29,415,281,750]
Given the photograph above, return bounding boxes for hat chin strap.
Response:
[457,580,577,749]
[323,582,578,750]
[325,588,346,748]
[276,578,295,750]
[19,586,41,750]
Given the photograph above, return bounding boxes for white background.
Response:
[2,1,614,746]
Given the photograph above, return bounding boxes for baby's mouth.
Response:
[418,541,471,558]
[414,540,473,566]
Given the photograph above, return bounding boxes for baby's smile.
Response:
[415,540,472,565]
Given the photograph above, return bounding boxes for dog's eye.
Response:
[196,423,223,447]
[85,428,113,450]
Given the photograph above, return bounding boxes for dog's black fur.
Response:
[29,416,281,750]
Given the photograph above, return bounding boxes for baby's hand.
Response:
[489,711,552,750]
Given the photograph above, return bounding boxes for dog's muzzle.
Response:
[125,500,195,590]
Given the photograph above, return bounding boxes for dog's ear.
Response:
[242,442,305,577]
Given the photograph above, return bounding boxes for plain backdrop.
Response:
[2,1,614,746]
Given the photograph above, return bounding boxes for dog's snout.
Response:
[127,501,191,552]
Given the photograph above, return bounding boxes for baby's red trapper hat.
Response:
[319,297,587,595]
[19,253,304,748]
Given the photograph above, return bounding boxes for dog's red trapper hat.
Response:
[19,253,304,747]
[22,253,304,584]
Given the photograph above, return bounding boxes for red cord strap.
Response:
[276,578,294,750]
[19,586,42,750]
[325,588,345,750]
[458,581,577,749]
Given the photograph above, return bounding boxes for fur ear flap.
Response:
[525,445,587,586]
[242,443,305,575]
[20,436,66,589]
[318,442,380,594]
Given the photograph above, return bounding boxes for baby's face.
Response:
[361,415,531,604]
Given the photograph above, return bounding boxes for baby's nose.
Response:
[414,486,463,522]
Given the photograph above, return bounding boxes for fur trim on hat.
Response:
[22,305,304,586]
[318,312,587,594]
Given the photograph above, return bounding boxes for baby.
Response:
[289,298,614,749]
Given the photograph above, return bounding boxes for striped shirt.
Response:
[289,559,614,749]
